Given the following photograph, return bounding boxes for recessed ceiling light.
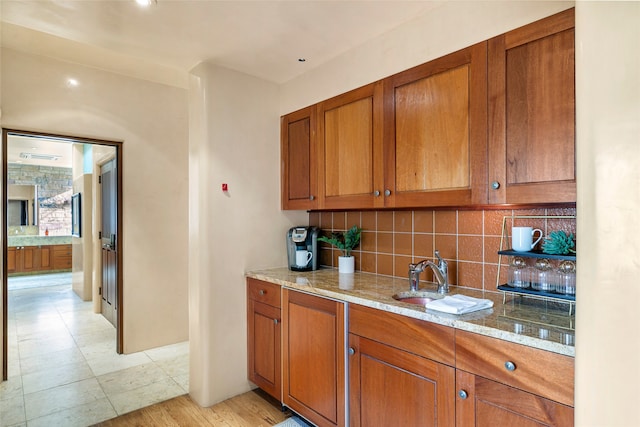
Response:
[298,58,306,62]
[67,78,79,87]
[136,0,157,6]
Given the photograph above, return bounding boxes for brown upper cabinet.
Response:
[384,42,488,207]
[281,105,318,210]
[281,8,576,210]
[317,82,384,210]
[488,8,576,204]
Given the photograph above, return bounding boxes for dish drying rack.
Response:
[496,215,576,315]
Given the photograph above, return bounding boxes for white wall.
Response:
[1,48,190,353]
[188,63,306,406]
[280,0,573,114]
[71,172,93,301]
[575,2,640,425]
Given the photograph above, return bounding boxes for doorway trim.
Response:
[2,128,124,380]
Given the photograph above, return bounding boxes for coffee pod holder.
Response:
[496,215,576,315]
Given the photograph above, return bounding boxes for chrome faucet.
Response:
[408,250,449,294]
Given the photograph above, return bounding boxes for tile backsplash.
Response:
[309,207,576,291]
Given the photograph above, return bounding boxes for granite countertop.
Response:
[8,235,73,247]
[246,267,575,357]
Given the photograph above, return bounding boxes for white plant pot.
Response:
[338,256,355,274]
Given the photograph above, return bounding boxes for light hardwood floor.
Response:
[93,389,293,427]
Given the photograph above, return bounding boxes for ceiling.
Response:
[0,0,444,85]
[1,1,443,165]
[7,135,73,168]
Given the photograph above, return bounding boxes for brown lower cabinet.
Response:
[456,371,574,427]
[282,289,346,427]
[349,304,456,427]
[8,244,72,275]
[349,334,455,427]
[246,278,282,400]
[246,281,574,427]
[455,329,574,427]
[51,244,72,270]
[7,245,56,274]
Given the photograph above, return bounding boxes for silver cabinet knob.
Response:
[373,190,380,197]
[274,319,279,325]
[259,290,266,296]
[309,195,315,201]
[384,189,391,197]
[491,181,500,190]
[458,390,468,399]
[504,361,516,371]
[348,347,355,356]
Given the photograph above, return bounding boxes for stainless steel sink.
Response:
[392,291,443,306]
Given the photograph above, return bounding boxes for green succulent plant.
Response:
[318,225,362,257]
[542,230,576,255]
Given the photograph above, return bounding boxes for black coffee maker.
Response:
[287,226,320,271]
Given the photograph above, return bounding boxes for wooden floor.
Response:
[94,389,293,427]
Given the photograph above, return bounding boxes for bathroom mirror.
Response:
[8,184,38,226]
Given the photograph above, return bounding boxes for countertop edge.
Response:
[246,269,575,358]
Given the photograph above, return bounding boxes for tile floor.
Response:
[1,273,189,427]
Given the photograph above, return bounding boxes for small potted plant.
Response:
[318,225,362,274]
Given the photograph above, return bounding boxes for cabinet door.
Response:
[383,42,488,207]
[283,290,345,427]
[349,334,455,427]
[40,246,52,270]
[488,8,576,204]
[247,299,281,400]
[21,246,39,272]
[456,370,574,427]
[281,105,318,210]
[7,247,17,273]
[318,82,384,209]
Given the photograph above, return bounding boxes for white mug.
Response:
[295,250,313,267]
[512,227,543,252]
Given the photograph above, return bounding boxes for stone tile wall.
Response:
[8,164,73,236]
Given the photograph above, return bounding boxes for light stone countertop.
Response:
[8,235,72,247]
[246,267,575,357]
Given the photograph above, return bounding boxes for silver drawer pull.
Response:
[458,390,468,399]
[259,290,266,296]
[348,347,355,356]
[504,361,516,371]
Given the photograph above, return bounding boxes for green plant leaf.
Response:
[542,230,576,255]
[318,225,362,257]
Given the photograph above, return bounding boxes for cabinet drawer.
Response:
[349,304,454,365]
[455,330,574,406]
[52,256,72,269]
[247,278,281,308]
[52,245,72,269]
